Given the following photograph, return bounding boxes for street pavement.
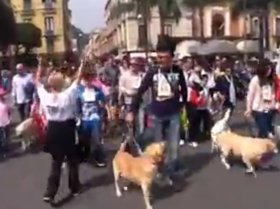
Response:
[1,103,280,209]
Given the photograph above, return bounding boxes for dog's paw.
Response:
[245,169,257,178]
[116,190,122,197]
[225,164,231,170]
[123,186,128,191]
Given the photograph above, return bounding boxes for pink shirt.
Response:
[0,101,10,127]
[247,75,276,112]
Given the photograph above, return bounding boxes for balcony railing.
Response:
[43,2,56,14]
[44,30,55,37]
[21,9,35,16]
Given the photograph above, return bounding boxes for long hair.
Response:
[256,59,274,86]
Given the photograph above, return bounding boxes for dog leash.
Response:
[123,122,143,155]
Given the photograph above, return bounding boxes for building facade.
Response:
[92,1,280,56]
[95,0,193,56]
[11,0,72,56]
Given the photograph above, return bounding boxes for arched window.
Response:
[211,13,225,37]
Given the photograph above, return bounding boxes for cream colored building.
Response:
[11,0,72,56]
[94,0,193,56]
[93,1,280,56]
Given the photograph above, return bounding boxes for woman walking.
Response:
[245,60,276,138]
[35,57,84,204]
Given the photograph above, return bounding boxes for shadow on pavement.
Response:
[54,169,114,208]
[153,151,214,202]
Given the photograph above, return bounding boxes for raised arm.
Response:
[35,56,43,85]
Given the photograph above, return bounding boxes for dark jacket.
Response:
[131,65,187,117]
[215,74,237,108]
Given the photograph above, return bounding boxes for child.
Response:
[188,74,211,147]
[30,95,47,145]
[77,73,107,167]
[0,88,10,159]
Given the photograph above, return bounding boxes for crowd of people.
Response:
[0,46,280,204]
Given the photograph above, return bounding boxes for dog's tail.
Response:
[221,108,231,125]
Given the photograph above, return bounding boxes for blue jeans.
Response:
[81,119,102,151]
[252,111,275,138]
[150,113,180,175]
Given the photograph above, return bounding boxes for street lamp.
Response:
[77,33,83,56]
[137,1,149,61]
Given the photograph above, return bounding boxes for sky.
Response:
[69,0,106,33]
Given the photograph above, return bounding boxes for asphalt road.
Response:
[1,102,280,209]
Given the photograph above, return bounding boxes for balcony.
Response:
[21,9,35,16]
[44,30,56,38]
[43,2,56,14]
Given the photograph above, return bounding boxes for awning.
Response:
[236,40,259,53]
[197,40,238,55]
[174,40,201,58]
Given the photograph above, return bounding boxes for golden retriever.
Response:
[211,109,278,177]
[112,141,166,209]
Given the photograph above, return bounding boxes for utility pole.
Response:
[243,0,248,62]
[142,0,149,61]
[258,9,265,60]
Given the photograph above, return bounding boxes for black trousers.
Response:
[17,102,31,122]
[45,152,80,198]
[44,119,80,198]
[188,109,212,142]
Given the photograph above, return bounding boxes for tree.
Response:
[15,23,42,54]
[0,0,16,50]
[181,0,221,40]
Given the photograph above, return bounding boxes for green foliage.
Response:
[109,0,182,25]
[15,23,42,53]
[0,0,16,49]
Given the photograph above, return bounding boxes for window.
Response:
[42,0,54,8]
[44,17,54,31]
[211,13,225,37]
[276,17,280,36]
[46,39,55,54]
[164,24,172,36]
[23,0,32,10]
[138,24,146,47]
[251,17,259,37]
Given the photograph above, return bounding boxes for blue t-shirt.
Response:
[77,85,105,122]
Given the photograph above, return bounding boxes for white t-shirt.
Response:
[12,73,33,104]
[37,82,78,121]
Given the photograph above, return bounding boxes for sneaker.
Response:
[188,142,198,148]
[93,149,107,168]
[71,191,80,197]
[179,140,185,146]
[268,133,275,139]
[155,174,173,187]
[95,158,107,168]
[43,195,54,204]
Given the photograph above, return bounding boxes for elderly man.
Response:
[11,63,33,122]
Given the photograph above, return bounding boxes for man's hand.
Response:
[244,110,252,118]
[125,112,134,123]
